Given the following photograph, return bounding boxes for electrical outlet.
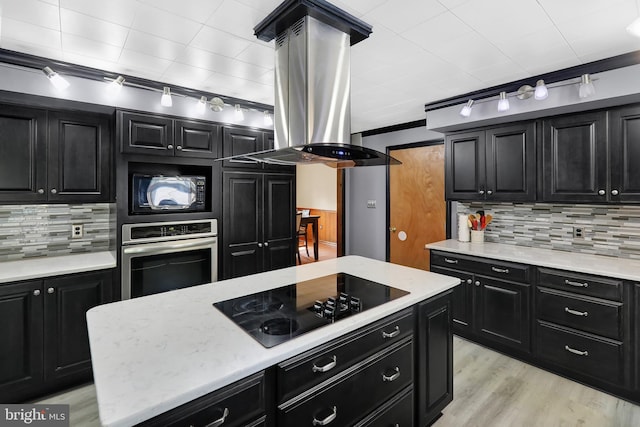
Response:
[72,224,83,239]
[573,226,584,238]
[367,200,376,208]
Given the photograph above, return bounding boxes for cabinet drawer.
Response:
[278,339,413,427]
[476,259,530,283]
[536,321,624,386]
[431,251,481,271]
[139,372,265,427]
[354,387,413,427]
[537,287,622,340]
[538,268,623,301]
[276,308,414,403]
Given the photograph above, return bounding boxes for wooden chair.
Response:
[296,212,309,263]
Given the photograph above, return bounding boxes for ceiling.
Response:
[1,0,639,133]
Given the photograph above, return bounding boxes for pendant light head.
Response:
[497,91,510,112]
[579,74,596,98]
[459,99,474,117]
[196,96,207,114]
[160,87,173,107]
[234,104,244,121]
[42,66,70,91]
[534,80,548,100]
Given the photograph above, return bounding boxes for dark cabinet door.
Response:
[610,105,640,203]
[223,127,264,168]
[263,174,295,271]
[43,270,112,384]
[48,111,112,202]
[0,105,47,202]
[542,111,607,202]
[445,131,485,200]
[175,120,221,159]
[0,280,44,403]
[119,111,174,155]
[223,172,263,278]
[417,291,453,427]
[262,131,295,172]
[475,276,530,352]
[431,266,472,334]
[485,123,536,201]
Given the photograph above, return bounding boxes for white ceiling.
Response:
[1,0,639,132]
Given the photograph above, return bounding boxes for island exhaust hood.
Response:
[222,0,400,168]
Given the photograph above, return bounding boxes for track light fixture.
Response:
[263,110,273,126]
[106,76,125,95]
[579,74,596,99]
[196,96,207,114]
[534,80,548,100]
[160,87,172,107]
[42,66,70,91]
[459,100,474,117]
[497,91,509,112]
[234,104,244,121]
[210,97,225,112]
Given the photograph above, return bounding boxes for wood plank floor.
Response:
[297,241,337,264]
[34,337,640,426]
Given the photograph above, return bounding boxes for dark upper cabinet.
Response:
[542,111,608,202]
[0,105,47,202]
[119,111,220,158]
[223,127,294,172]
[445,122,535,201]
[222,171,295,279]
[609,105,640,203]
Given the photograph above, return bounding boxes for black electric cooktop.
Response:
[213,273,409,348]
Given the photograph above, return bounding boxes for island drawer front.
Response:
[276,308,414,403]
[536,287,622,340]
[354,386,413,427]
[431,251,482,272]
[538,268,623,301]
[536,321,624,385]
[138,372,265,427]
[277,339,414,427]
[475,259,530,283]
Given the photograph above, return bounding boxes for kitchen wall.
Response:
[346,126,443,260]
[296,164,337,210]
[0,203,115,261]
[459,202,640,259]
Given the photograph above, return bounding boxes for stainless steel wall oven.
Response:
[121,219,218,299]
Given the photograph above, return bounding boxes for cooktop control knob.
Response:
[350,297,362,312]
[323,306,336,319]
[326,297,337,307]
[339,293,349,304]
[313,300,324,315]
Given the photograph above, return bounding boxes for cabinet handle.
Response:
[487,190,493,195]
[203,407,229,427]
[598,189,605,196]
[444,258,458,264]
[33,290,41,296]
[167,144,174,150]
[47,287,55,294]
[565,307,588,317]
[611,189,619,196]
[564,345,589,357]
[382,326,400,339]
[312,355,337,373]
[478,190,485,195]
[491,266,509,274]
[466,278,472,285]
[176,145,183,150]
[264,242,269,247]
[475,280,480,286]
[565,279,588,288]
[312,406,337,426]
[50,188,57,194]
[257,243,263,248]
[382,367,401,382]
[37,188,45,194]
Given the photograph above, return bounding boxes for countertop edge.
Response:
[0,252,117,283]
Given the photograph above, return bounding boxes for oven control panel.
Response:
[122,219,217,244]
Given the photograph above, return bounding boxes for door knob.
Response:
[264,242,269,247]
[598,189,605,196]
[478,190,485,195]
[474,281,480,286]
[37,188,44,194]
[47,287,55,294]
[487,190,493,195]
[167,144,174,150]
[389,227,397,232]
[611,189,619,196]
[257,243,263,248]
[176,145,183,150]
[50,188,57,194]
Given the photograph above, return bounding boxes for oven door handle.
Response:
[122,237,217,255]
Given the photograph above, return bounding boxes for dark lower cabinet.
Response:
[222,171,295,279]
[0,270,112,402]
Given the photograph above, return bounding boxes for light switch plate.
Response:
[367,200,376,208]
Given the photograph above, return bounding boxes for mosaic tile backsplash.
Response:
[0,203,115,261]
[458,202,640,259]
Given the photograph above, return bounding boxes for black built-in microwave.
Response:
[131,174,206,213]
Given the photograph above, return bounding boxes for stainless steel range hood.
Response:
[224,0,400,168]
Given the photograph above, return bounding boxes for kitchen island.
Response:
[87,255,460,426]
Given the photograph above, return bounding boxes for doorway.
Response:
[387,142,447,270]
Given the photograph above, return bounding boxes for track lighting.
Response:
[234,104,244,121]
[42,66,70,91]
[534,80,548,100]
[196,96,207,114]
[459,100,474,117]
[210,97,225,112]
[160,87,172,107]
[497,92,509,112]
[579,74,596,98]
[263,111,273,126]
[106,76,125,95]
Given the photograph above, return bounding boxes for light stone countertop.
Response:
[87,255,460,427]
[427,240,640,281]
[0,251,117,284]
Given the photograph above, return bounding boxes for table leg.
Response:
[313,221,319,261]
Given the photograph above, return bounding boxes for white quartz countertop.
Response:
[87,255,460,427]
[427,240,640,281]
[0,252,117,284]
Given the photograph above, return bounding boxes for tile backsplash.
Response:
[458,202,640,259]
[0,203,115,261]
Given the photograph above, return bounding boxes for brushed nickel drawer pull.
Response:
[312,406,337,426]
[382,326,400,339]
[565,307,588,317]
[491,267,509,274]
[312,355,337,373]
[565,345,589,356]
[565,279,588,288]
[382,367,400,382]
[444,258,458,264]
[204,407,229,427]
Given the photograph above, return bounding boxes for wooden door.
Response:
[389,144,446,271]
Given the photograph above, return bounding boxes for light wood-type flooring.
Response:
[34,337,640,426]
